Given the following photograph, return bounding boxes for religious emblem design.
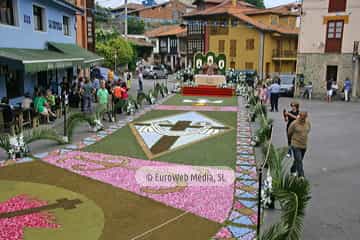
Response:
[0,195,82,240]
[130,111,232,159]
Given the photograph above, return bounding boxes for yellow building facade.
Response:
[208,14,298,75]
[184,0,300,77]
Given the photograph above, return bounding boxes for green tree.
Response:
[95,3,112,23]
[95,28,120,44]
[96,37,134,68]
[245,0,265,8]
[127,18,145,34]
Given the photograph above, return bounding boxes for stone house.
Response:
[297,0,360,98]
[145,25,187,71]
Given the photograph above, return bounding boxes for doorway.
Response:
[326,65,338,82]
[265,62,270,76]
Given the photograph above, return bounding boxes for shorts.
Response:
[40,108,49,115]
[327,89,333,96]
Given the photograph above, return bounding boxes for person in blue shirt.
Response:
[269,77,281,112]
[343,77,352,102]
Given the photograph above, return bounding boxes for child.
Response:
[260,84,268,104]
[46,89,56,113]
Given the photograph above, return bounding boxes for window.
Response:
[230,40,236,57]
[63,16,70,36]
[188,39,204,54]
[246,39,254,50]
[87,16,93,43]
[325,20,344,53]
[188,23,203,35]
[210,20,228,35]
[270,15,278,25]
[160,38,167,53]
[172,10,179,19]
[0,0,15,26]
[33,5,45,31]
[5,70,23,98]
[170,38,177,53]
[288,17,296,28]
[245,62,254,70]
[230,61,236,69]
[329,0,346,13]
[218,40,225,53]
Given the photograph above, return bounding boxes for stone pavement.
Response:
[264,97,360,240]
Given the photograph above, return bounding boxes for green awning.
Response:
[0,42,104,73]
[48,42,104,66]
[0,48,84,73]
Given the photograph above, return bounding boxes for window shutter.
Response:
[245,62,254,70]
[328,0,346,13]
[230,40,236,57]
[325,20,344,53]
[218,40,225,53]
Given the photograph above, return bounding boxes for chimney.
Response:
[232,0,237,7]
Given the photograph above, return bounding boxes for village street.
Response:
[267,97,360,240]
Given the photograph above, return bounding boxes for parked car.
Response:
[91,67,120,81]
[143,65,167,79]
[279,74,295,97]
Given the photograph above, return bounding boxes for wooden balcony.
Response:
[272,49,297,61]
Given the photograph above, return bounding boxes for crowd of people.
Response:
[67,75,130,121]
[255,76,312,178]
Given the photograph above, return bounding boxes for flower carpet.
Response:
[42,151,234,223]
[0,94,259,239]
[0,195,60,240]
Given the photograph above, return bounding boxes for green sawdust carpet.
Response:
[162,95,238,106]
[0,161,220,240]
[84,110,237,169]
[0,180,104,240]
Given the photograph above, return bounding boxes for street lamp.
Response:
[114,51,117,73]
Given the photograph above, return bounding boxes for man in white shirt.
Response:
[269,78,281,112]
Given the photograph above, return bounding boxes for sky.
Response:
[96,0,298,8]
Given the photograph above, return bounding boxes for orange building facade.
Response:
[70,0,95,52]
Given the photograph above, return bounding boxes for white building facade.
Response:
[297,0,360,97]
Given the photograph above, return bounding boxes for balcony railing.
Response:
[272,49,297,59]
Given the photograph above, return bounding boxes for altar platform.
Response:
[181,74,233,97]
[181,85,235,97]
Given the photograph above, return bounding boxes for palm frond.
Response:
[115,99,128,112]
[161,83,169,95]
[255,102,268,118]
[152,87,160,99]
[256,117,273,145]
[147,90,156,104]
[274,176,311,240]
[137,92,147,106]
[128,95,139,110]
[248,94,259,106]
[66,113,96,142]
[154,83,164,98]
[260,222,288,240]
[264,145,288,188]
[0,134,11,152]
[23,127,66,145]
